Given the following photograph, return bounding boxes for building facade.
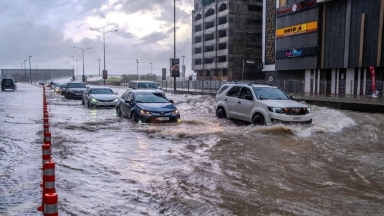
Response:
[263,0,384,96]
[192,0,264,81]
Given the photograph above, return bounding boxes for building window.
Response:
[195,47,201,54]
[195,13,202,21]
[205,58,214,64]
[195,59,202,65]
[205,21,215,30]
[195,3,199,10]
[248,5,262,12]
[219,3,227,12]
[205,8,215,17]
[195,36,202,43]
[214,70,218,76]
[218,42,226,50]
[206,70,210,76]
[218,29,227,38]
[204,33,214,41]
[205,46,214,52]
[219,16,227,25]
[223,69,227,76]
[195,25,202,32]
[218,56,226,63]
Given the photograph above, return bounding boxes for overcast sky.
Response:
[0,0,194,77]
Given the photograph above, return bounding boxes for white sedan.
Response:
[82,86,119,108]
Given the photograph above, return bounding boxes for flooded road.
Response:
[1,83,384,215]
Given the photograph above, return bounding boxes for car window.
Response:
[217,85,229,95]
[252,87,290,100]
[128,92,134,101]
[135,92,168,103]
[68,83,86,88]
[226,86,241,97]
[239,87,253,100]
[137,82,158,89]
[90,88,113,94]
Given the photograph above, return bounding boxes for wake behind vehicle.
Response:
[214,82,312,125]
[116,89,180,123]
[82,86,119,108]
[1,78,17,91]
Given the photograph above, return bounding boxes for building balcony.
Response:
[193,31,203,37]
[204,39,216,46]
[218,37,228,43]
[217,49,228,56]
[218,10,228,17]
[193,53,203,59]
[216,62,228,69]
[193,42,203,47]
[217,23,228,31]
[204,15,216,22]
[204,51,216,58]
[194,19,203,25]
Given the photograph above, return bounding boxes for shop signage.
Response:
[276,0,317,17]
[276,46,317,59]
[276,21,317,38]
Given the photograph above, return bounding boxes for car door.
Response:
[119,92,129,116]
[236,87,255,122]
[224,86,241,119]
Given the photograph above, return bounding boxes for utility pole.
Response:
[98,59,101,76]
[66,55,78,81]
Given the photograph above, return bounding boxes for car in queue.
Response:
[64,81,86,99]
[127,80,165,95]
[116,89,180,123]
[53,83,66,94]
[82,86,119,108]
[214,82,312,125]
[1,78,17,91]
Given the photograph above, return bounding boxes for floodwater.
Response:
[1,83,384,216]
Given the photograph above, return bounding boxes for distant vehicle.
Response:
[116,89,180,123]
[82,86,119,108]
[127,80,165,95]
[53,83,65,94]
[1,78,17,91]
[64,81,86,99]
[38,80,44,85]
[214,83,312,125]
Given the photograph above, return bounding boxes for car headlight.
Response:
[268,107,285,114]
[306,107,311,114]
[140,110,151,114]
[91,98,98,102]
[172,109,179,114]
[113,98,119,102]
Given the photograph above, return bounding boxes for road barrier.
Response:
[37,85,59,215]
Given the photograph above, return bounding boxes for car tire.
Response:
[252,113,266,126]
[216,108,226,119]
[132,112,139,122]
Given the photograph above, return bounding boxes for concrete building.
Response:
[262,0,384,96]
[192,0,264,81]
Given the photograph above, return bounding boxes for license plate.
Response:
[157,117,169,121]
[293,117,301,120]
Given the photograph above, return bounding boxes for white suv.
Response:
[214,83,312,125]
[127,80,165,95]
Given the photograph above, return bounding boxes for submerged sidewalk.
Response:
[292,94,384,113]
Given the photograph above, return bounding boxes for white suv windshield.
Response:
[252,87,290,100]
[138,82,158,89]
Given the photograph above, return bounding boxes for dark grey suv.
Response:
[64,81,86,99]
[1,78,17,91]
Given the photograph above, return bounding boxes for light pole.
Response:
[98,59,101,76]
[136,59,139,80]
[74,47,92,82]
[150,63,152,74]
[182,55,185,79]
[24,60,27,83]
[66,55,78,81]
[29,56,32,83]
[21,63,23,80]
[75,58,82,80]
[90,28,118,85]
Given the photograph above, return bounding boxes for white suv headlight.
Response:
[268,107,285,114]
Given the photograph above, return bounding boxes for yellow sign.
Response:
[276,21,317,38]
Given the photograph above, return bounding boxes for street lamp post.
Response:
[75,58,82,80]
[21,63,23,80]
[29,56,32,83]
[67,55,78,81]
[150,63,152,74]
[136,59,139,80]
[24,60,27,83]
[74,47,92,82]
[98,59,101,76]
[90,28,118,85]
